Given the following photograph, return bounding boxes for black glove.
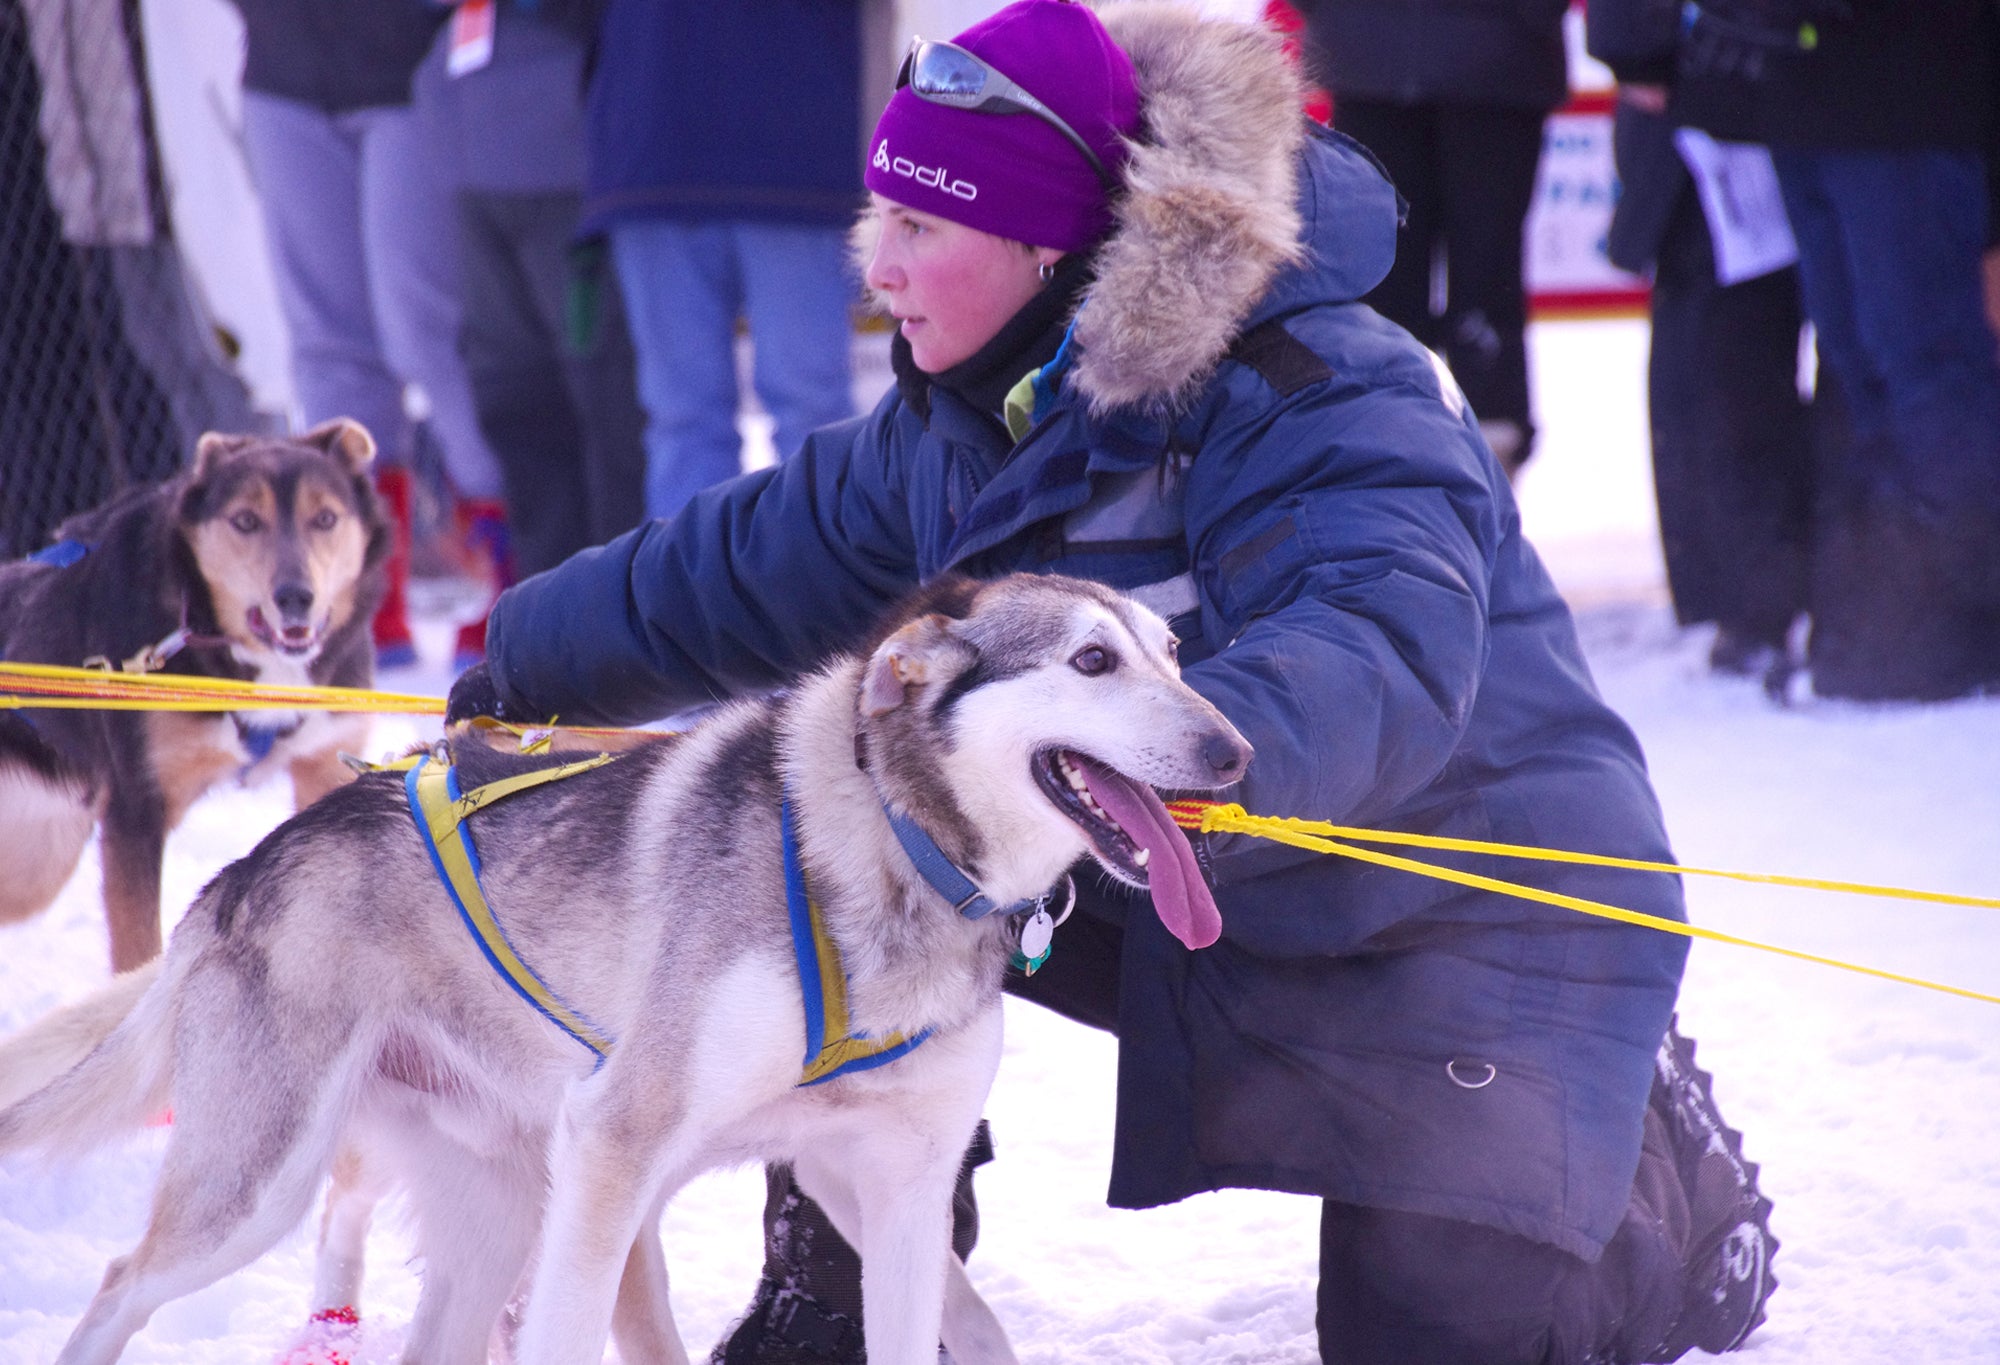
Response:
[444,661,512,727]
[1679,0,1848,80]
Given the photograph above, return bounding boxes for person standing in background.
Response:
[229,0,511,669]
[1985,56,2000,348]
[412,0,646,594]
[1675,0,2000,702]
[581,0,864,523]
[2,0,259,556]
[1587,0,1813,690]
[1289,0,1569,476]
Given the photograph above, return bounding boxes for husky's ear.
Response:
[192,431,256,477]
[860,613,975,717]
[298,417,378,473]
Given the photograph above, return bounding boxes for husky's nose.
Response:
[274,582,315,621]
[1202,730,1252,782]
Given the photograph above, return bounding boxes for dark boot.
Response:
[1707,624,1798,700]
[1650,1018,1777,1357]
[1810,498,1992,701]
[710,1122,995,1363]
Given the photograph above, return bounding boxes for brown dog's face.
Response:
[180,420,383,664]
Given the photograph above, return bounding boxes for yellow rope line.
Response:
[1165,802,2000,911]
[10,664,1995,1003]
[0,663,650,745]
[1,660,445,714]
[1172,802,2000,1007]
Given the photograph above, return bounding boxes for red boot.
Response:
[373,467,418,669]
[453,497,513,672]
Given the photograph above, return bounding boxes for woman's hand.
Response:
[444,662,512,726]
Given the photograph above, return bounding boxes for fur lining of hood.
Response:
[1075,2,1306,415]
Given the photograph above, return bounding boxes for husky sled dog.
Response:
[0,572,1251,1365]
[0,420,388,971]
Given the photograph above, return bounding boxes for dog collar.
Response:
[855,728,1037,919]
[880,803,1032,921]
[232,712,303,767]
[27,539,90,568]
[878,801,1073,974]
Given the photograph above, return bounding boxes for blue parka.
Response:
[580,0,866,236]
[484,5,1687,1260]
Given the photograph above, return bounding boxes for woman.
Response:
[452,3,1774,1359]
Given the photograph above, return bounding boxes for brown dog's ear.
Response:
[192,431,255,478]
[860,613,974,717]
[299,417,378,473]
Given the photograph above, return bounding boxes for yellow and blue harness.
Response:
[780,797,930,1085]
[398,750,926,1085]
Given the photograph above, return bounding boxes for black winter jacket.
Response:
[1290,0,1570,111]
[1674,0,1994,149]
[228,0,445,112]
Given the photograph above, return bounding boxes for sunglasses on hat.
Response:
[896,38,1115,190]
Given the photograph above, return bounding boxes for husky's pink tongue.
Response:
[1076,756,1222,950]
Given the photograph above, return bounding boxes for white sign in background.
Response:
[1527,102,1649,307]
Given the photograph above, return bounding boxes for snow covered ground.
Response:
[5,318,2000,1363]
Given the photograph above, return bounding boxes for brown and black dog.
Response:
[0,419,389,970]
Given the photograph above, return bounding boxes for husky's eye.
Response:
[308,508,339,531]
[229,509,263,534]
[1072,645,1116,676]
[1166,636,1180,664]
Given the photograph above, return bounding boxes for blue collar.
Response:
[880,803,1032,921]
[28,539,90,568]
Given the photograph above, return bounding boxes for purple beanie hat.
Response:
[865,0,1141,252]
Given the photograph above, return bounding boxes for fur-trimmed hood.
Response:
[1072,1,1399,414]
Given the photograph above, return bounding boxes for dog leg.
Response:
[53,1251,163,1365]
[799,1141,1015,1363]
[98,796,167,972]
[56,1083,342,1364]
[516,1080,694,1365]
[941,1254,1019,1365]
[396,1122,546,1365]
[796,1139,962,1365]
[311,1141,391,1316]
[610,1205,689,1365]
[0,763,93,926]
[476,1209,677,1365]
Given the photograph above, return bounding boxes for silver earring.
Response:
[1038,260,1055,284]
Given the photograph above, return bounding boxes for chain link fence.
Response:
[1,0,255,558]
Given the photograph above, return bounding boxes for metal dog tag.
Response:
[1019,907,1055,971]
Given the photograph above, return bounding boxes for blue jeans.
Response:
[1771,148,2000,513]
[240,91,503,497]
[610,220,856,521]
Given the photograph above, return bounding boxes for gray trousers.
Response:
[456,190,646,576]
[240,89,501,497]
